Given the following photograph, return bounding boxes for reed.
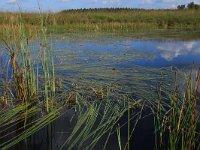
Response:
[1,9,56,113]
[1,9,200,34]
[116,124,122,150]
[127,101,131,150]
[153,69,200,150]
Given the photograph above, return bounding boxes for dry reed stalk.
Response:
[9,51,27,103]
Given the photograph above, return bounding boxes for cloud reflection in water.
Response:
[157,41,200,61]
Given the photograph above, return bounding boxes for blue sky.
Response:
[0,0,199,12]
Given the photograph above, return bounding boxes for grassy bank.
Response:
[0,9,200,34]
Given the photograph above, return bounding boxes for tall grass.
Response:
[38,10,55,113]
[0,11,55,112]
[153,70,200,150]
[0,9,200,34]
[1,20,34,104]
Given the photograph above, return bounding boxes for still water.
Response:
[52,33,200,68]
[50,33,200,95]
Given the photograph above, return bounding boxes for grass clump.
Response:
[0,12,55,112]
[153,70,200,150]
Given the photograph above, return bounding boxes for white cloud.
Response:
[7,0,17,4]
[140,0,154,5]
[59,0,71,2]
[157,41,200,61]
[102,0,121,5]
[161,0,176,3]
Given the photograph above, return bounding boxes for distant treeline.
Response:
[59,8,174,13]
[60,8,147,13]
[60,2,200,12]
[177,2,200,10]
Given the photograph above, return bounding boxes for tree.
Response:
[187,2,200,10]
[177,5,185,10]
[187,2,195,9]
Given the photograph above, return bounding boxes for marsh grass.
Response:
[0,104,60,150]
[59,95,143,150]
[0,88,144,150]
[0,10,56,112]
[0,11,58,149]
[1,19,37,105]
[153,70,200,150]
[116,124,122,150]
[1,9,200,34]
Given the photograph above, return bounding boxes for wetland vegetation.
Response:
[0,3,200,150]
[1,6,200,34]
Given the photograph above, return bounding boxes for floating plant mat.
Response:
[56,65,179,105]
[54,48,154,66]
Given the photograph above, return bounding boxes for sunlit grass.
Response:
[153,70,200,150]
[1,9,200,34]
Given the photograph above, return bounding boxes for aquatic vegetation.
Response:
[0,102,60,150]
[1,9,200,35]
[0,9,200,150]
[153,70,200,150]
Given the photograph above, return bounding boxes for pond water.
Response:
[1,32,200,150]
[52,33,200,68]
[50,33,200,96]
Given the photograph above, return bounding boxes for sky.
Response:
[0,0,200,12]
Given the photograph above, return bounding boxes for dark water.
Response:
[1,33,200,150]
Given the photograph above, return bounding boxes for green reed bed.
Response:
[1,9,200,34]
[59,95,143,150]
[153,69,200,150]
[0,85,144,150]
[0,104,59,150]
[0,12,58,148]
[0,11,55,110]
